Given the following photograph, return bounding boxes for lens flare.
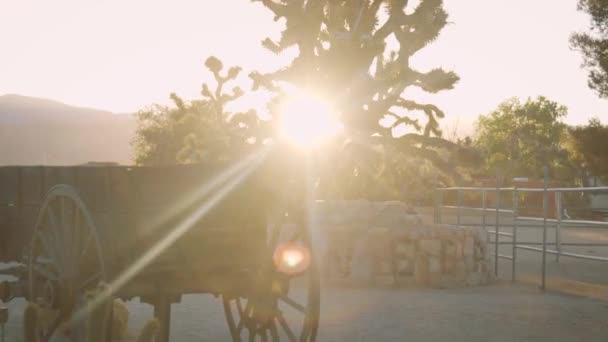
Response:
[283,249,304,267]
[273,243,311,275]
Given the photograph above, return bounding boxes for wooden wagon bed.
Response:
[0,163,320,342]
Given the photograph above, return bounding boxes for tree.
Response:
[565,118,608,182]
[251,0,464,196]
[133,57,262,165]
[474,97,573,180]
[571,0,608,98]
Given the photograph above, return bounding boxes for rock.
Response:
[316,202,492,288]
[464,237,475,256]
[419,239,442,256]
[396,259,413,276]
[444,242,457,257]
[414,255,429,285]
[455,242,464,257]
[466,272,481,286]
[465,255,475,272]
[429,256,441,273]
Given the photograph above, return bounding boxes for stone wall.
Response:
[314,200,494,288]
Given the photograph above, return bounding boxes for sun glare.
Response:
[279,91,343,149]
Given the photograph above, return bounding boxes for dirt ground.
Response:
[2,207,608,341]
[2,282,608,341]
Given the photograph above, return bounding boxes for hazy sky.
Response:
[1,0,606,136]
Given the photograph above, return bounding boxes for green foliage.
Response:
[252,0,467,198]
[474,96,573,180]
[133,57,263,165]
[565,118,608,182]
[571,0,608,98]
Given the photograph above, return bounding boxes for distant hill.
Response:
[0,94,136,165]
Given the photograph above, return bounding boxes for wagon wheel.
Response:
[27,184,107,341]
[222,210,321,342]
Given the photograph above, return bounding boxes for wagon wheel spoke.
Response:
[237,298,246,317]
[232,298,250,336]
[269,320,280,341]
[236,321,245,335]
[30,185,106,341]
[258,327,268,342]
[276,314,297,342]
[80,229,93,260]
[236,316,246,335]
[78,270,103,291]
[46,206,64,271]
[60,197,68,243]
[223,202,318,342]
[60,197,75,266]
[35,232,60,272]
[71,203,81,276]
[34,256,57,268]
[42,308,70,342]
[32,264,59,281]
[279,296,306,314]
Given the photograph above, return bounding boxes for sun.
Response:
[278,90,343,149]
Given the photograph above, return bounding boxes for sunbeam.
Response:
[138,150,266,235]
[67,146,271,329]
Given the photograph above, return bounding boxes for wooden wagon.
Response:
[0,163,320,341]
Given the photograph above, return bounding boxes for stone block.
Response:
[465,255,475,272]
[394,242,415,259]
[464,237,475,256]
[414,256,429,285]
[316,215,493,288]
[429,256,442,273]
[419,239,442,256]
[455,242,463,257]
[454,260,466,279]
[444,242,457,257]
[439,275,465,288]
[466,272,483,286]
[396,259,413,276]
[429,272,442,287]
[443,258,456,274]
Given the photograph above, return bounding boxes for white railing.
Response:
[434,169,608,290]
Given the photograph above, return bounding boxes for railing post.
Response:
[512,188,518,282]
[433,182,438,225]
[541,166,549,291]
[556,191,562,262]
[482,189,487,243]
[437,189,443,225]
[457,189,462,227]
[494,180,500,277]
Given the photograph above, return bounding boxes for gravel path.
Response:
[2,283,608,341]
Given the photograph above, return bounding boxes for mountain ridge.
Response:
[0,94,136,165]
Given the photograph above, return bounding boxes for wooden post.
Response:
[494,174,501,277]
[153,295,172,342]
[541,166,549,291]
[512,189,518,282]
[142,292,180,342]
[456,189,462,227]
[482,190,487,243]
[0,303,7,342]
[555,191,562,262]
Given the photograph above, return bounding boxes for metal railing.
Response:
[434,170,608,290]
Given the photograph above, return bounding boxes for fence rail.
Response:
[434,168,608,289]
